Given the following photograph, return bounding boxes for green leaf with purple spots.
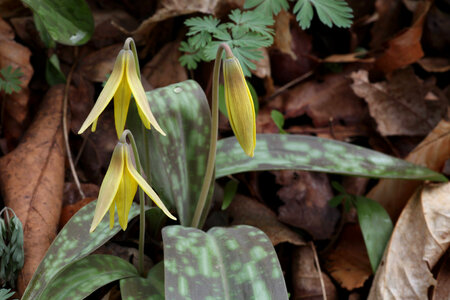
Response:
[162,225,288,300]
[22,201,141,300]
[128,80,212,227]
[216,134,446,181]
[39,255,137,299]
[120,262,165,300]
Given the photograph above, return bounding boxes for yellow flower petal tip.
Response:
[223,56,256,157]
[89,142,175,233]
[78,39,164,137]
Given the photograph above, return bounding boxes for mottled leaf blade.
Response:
[22,0,94,45]
[162,225,288,300]
[40,255,137,299]
[355,197,393,272]
[121,262,165,300]
[22,202,140,300]
[216,134,447,181]
[129,80,212,226]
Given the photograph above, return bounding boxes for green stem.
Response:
[191,43,232,228]
[121,129,146,277]
[124,37,141,80]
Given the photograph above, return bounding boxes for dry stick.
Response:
[265,71,313,101]
[62,48,85,199]
[309,241,327,300]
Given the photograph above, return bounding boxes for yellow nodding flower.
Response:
[90,141,176,233]
[223,56,256,157]
[78,43,165,138]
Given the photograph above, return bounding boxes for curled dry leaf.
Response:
[0,17,14,40]
[142,41,187,89]
[375,1,431,73]
[276,171,339,240]
[350,68,447,136]
[79,43,122,82]
[227,194,306,246]
[368,182,450,299]
[274,10,296,60]
[292,246,337,300]
[417,57,450,73]
[367,120,450,220]
[0,86,65,295]
[251,47,271,79]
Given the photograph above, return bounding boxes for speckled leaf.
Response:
[162,225,288,300]
[22,201,140,300]
[121,262,164,300]
[129,80,212,226]
[40,254,137,299]
[216,134,446,181]
[22,0,94,45]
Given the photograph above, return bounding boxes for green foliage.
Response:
[120,262,165,300]
[45,54,66,86]
[180,10,274,76]
[0,66,23,95]
[0,208,24,288]
[221,180,239,210]
[244,0,290,16]
[0,288,15,299]
[162,225,288,300]
[330,182,393,272]
[271,110,287,134]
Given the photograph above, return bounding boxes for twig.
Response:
[309,241,327,300]
[265,71,313,101]
[62,47,85,199]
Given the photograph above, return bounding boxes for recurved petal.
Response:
[79,50,126,135]
[223,57,256,157]
[90,143,126,232]
[114,79,132,138]
[115,166,138,230]
[124,145,176,220]
[109,200,115,229]
[125,51,166,136]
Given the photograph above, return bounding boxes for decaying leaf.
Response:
[273,10,296,60]
[79,43,122,82]
[0,86,65,295]
[227,194,305,246]
[350,68,447,136]
[367,120,450,220]
[368,182,450,299]
[276,171,339,240]
[417,57,450,73]
[432,253,450,300]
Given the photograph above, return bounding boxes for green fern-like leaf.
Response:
[244,0,290,16]
[293,0,353,29]
[179,41,204,69]
[0,66,23,95]
[227,9,274,40]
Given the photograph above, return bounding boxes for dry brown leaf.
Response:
[0,17,14,40]
[292,246,337,300]
[368,182,450,299]
[375,1,430,73]
[227,194,306,246]
[322,52,375,63]
[422,5,450,56]
[0,40,33,88]
[275,171,339,240]
[2,88,30,149]
[0,86,66,295]
[250,47,271,79]
[324,224,373,290]
[79,43,122,82]
[432,253,450,300]
[142,41,188,89]
[350,68,447,136]
[288,124,370,141]
[370,0,404,49]
[69,72,95,133]
[273,10,296,60]
[132,0,219,43]
[417,57,450,73]
[367,120,450,220]
[0,1,25,18]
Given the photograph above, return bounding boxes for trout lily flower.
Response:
[223,55,256,157]
[90,140,176,232]
[78,38,165,138]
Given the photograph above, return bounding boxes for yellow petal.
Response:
[92,118,98,132]
[90,143,125,232]
[109,200,115,229]
[124,145,176,220]
[115,165,138,230]
[125,51,166,136]
[223,57,256,157]
[114,78,132,138]
[79,50,126,135]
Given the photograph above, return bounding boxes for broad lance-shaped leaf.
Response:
[121,262,164,300]
[128,80,212,227]
[215,134,446,181]
[162,225,288,300]
[22,0,94,46]
[40,255,137,299]
[22,201,141,300]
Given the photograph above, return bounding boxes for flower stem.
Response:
[191,43,231,228]
[122,129,146,277]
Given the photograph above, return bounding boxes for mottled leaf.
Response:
[22,201,140,300]
[215,134,446,181]
[355,196,393,272]
[121,262,164,300]
[22,0,94,45]
[128,80,211,226]
[162,225,288,300]
[40,255,137,299]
